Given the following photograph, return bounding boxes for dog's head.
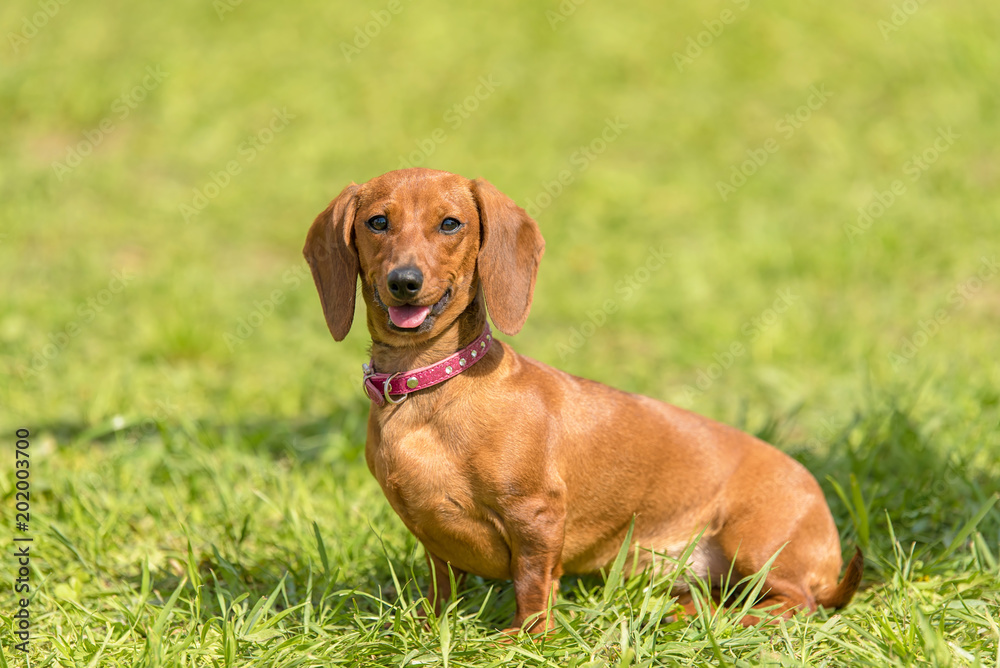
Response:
[303,168,545,345]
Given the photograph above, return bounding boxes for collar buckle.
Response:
[382,372,406,405]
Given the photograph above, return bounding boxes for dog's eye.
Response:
[440,218,462,234]
[366,215,388,232]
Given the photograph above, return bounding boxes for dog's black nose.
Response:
[387,266,423,301]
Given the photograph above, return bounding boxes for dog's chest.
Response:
[366,417,512,578]
[369,425,464,517]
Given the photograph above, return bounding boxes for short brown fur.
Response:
[303,168,863,633]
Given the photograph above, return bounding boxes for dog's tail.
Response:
[816,547,864,609]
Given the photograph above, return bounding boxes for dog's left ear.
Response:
[303,183,359,341]
[472,178,545,336]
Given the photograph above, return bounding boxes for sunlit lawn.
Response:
[1,0,998,664]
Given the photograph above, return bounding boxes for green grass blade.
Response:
[151,577,188,639]
[849,473,871,552]
[604,516,637,605]
[313,520,331,579]
[935,493,999,565]
[440,600,452,668]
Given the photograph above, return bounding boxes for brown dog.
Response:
[303,168,863,633]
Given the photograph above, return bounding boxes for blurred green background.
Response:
[1,0,999,662]
[3,0,998,432]
[3,0,998,431]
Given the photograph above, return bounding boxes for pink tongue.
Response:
[389,305,431,328]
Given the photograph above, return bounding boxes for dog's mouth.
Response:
[374,287,452,333]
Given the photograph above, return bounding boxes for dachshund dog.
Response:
[303,168,862,633]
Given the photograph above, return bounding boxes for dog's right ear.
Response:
[302,183,359,341]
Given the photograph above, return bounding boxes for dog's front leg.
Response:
[502,500,566,635]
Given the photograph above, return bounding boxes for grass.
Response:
[1,0,999,664]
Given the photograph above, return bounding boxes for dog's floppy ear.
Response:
[302,183,360,341]
[472,178,545,336]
